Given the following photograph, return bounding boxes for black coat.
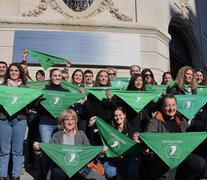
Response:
[167,84,197,95]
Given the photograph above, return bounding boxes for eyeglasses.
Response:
[145,74,152,77]
[109,73,116,75]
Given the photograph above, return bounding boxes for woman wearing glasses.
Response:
[141,68,157,85]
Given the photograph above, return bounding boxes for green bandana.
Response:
[83,87,119,101]
[111,90,159,113]
[175,95,207,120]
[61,80,81,94]
[197,85,207,95]
[183,83,192,95]
[27,49,68,70]
[96,117,145,157]
[40,90,84,118]
[0,86,42,116]
[139,132,207,169]
[110,77,130,89]
[27,80,49,90]
[39,143,103,178]
[146,85,167,92]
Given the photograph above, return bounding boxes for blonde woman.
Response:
[34,109,107,180]
[167,66,197,95]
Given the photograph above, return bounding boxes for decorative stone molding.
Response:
[99,0,133,21]
[20,0,132,22]
[21,0,47,17]
[178,0,189,20]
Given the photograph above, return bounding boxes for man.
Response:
[62,60,71,82]
[134,94,205,179]
[0,61,7,84]
[61,70,69,82]
[130,65,141,77]
[84,70,94,87]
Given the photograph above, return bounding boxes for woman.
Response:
[36,70,45,81]
[83,70,114,124]
[89,107,139,180]
[167,66,197,95]
[161,71,173,85]
[38,68,69,177]
[108,74,153,132]
[0,63,28,180]
[34,109,107,180]
[71,69,84,87]
[107,68,117,80]
[127,74,146,91]
[141,68,157,85]
[195,69,207,85]
[94,70,112,87]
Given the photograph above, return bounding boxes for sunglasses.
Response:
[145,74,152,77]
[109,73,116,75]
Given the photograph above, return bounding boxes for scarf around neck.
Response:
[7,78,22,87]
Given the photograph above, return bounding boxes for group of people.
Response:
[0,51,207,180]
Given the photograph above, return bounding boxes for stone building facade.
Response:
[0,0,206,82]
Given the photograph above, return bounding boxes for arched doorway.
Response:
[168,17,201,79]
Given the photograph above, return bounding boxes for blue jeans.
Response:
[0,118,27,177]
[39,124,58,143]
[103,155,140,179]
[39,124,57,176]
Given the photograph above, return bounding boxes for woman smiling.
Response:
[0,63,28,180]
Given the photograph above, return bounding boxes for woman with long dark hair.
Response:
[71,69,84,87]
[141,68,157,85]
[89,107,139,180]
[127,74,146,91]
[0,63,28,180]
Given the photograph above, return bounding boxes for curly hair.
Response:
[127,74,146,91]
[94,70,111,87]
[4,63,27,84]
[175,66,197,90]
[58,109,78,130]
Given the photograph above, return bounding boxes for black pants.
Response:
[146,153,205,180]
[176,153,206,180]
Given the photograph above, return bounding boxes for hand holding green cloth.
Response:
[40,90,84,118]
[111,90,160,113]
[139,132,207,169]
[39,143,104,178]
[0,86,42,116]
[83,87,119,101]
[27,49,68,70]
[96,117,145,157]
[175,95,207,120]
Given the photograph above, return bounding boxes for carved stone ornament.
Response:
[178,0,189,20]
[21,0,48,17]
[21,0,133,21]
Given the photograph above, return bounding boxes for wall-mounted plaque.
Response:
[13,30,140,66]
